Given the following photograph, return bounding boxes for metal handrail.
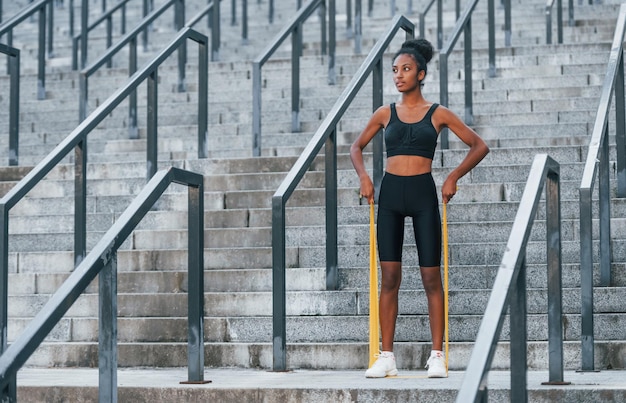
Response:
[71,0,132,70]
[457,154,566,402]
[438,0,496,149]
[0,43,19,166]
[0,0,55,100]
[79,0,185,139]
[252,0,331,157]
[0,167,205,402]
[546,0,574,44]
[271,14,414,372]
[578,2,626,372]
[0,31,208,373]
[185,0,220,61]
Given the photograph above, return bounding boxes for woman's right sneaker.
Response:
[426,350,448,378]
[365,351,398,378]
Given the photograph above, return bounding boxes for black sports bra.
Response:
[384,103,439,159]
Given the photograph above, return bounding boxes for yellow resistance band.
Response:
[369,202,380,368]
[442,202,449,374]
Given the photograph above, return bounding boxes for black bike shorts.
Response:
[377,172,441,267]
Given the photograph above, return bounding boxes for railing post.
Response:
[252,62,262,157]
[271,196,287,371]
[74,139,87,267]
[437,0,442,48]
[557,0,563,44]
[439,52,449,149]
[211,0,220,61]
[37,4,46,100]
[504,0,511,46]
[599,126,611,286]
[129,36,139,139]
[81,0,88,68]
[328,0,336,85]
[7,46,19,166]
[0,204,14,402]
[47,0,54,58]
[186,180,205,382]
[488,0,496,77]
[292,24,301,133]
[545,162,567,384]
[355,0,361,54]
[372,58,384,200]
[325,128,338,290]
[615,50,626,197]
[99,254,118,403]
[198,31,209,159]
[463,18,473,125]
[242,0,248,44]
[579,185,595,371]
[147,69,158,179]
[509,257,527,403]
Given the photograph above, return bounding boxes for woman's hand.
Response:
[359,176,375,204]
[442,177,458,204]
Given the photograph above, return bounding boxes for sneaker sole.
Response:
[365,369,399,378]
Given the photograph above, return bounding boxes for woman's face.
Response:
[392,53,425,93]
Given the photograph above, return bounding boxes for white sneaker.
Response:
[365,352,398,378]
[426,350,447,378]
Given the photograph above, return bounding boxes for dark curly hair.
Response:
[392,38,434,75]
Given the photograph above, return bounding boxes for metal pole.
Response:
[252,62,262,156]
[546,167,566,383]
[509,258,527,403]
[617,52,626,197]
[74,139,87,267]
[198,33,209,159]
[328,0,336,85]
[372,58,383,200]
[99,254,118,403]
[37,5,46,99]
[599,127,612,286]
[81,0,88,68]
[291,24,301,132]
[325,128,338,290]
[355,0,361,53]
[579,186,595,371]
[8,47,19,166]
[186,181,205,382]
[464,18,473,125]
[272,197,287,370]
[488,0,496,77]
[129,37,138,139]
[147,69,158,179]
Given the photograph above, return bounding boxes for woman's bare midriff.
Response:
[385,155,432,176]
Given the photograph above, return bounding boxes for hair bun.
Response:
[400,39,433,64]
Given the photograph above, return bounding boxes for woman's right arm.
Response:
[350,106,389,204]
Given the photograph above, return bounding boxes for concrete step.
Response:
[14,367,626,403]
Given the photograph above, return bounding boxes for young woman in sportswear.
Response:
[350,38,489,378]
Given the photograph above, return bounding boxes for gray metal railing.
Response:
[0,43,19,166]
[0,27,207,316]
[546,0,575,44]
[185,0,220,61]
[458,154,566,402]
[271,14,414,372]
[252,0,332,157]
[0,166,205,402]
[79,0,186,139]
[578,2,626,372]
[71,0,132,70]
[438,0,496,149]
[0,0,55,100]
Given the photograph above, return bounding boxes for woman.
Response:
[350,38,489,378]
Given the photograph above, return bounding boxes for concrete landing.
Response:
[15,367,626,402]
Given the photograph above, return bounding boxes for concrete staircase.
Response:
[1,0,626,400]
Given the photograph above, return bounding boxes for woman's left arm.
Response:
[435,106,490,204]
